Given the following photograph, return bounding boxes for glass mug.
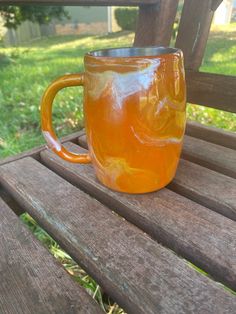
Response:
[41,47,186,194]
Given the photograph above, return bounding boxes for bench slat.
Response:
[170,159,236,221]
[39,142,236,290]
[182,135,236,179]
[0,198,103,314]
[0,157,235,313]
[175,0,221,70]
[186,71,236,113]
[133,0,178,47]
[186,120,236,150]
[0,0,158,5]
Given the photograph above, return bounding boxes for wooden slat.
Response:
[169,159,236,221]
[186,71,236,113]
[182,135,236,179]
[0,198,103,314]
[186,120,236,150]
[0,0,159,5]
[175,0,223,70]
[133,0,179,47]
[0,129,83,167]
[0,187,24,215]
[39,142,236,290]
[211,0,224,11]
[78,134,88,148]
[0,157,235,313]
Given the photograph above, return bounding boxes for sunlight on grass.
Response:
[201,23,236,76]
[187,104,236,131]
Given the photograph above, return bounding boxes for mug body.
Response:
[84,47,186,193]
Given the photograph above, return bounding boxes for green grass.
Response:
[0,31,135,158]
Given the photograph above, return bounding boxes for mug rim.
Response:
[87,46,181,59]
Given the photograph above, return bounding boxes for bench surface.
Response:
[0,124,236,313]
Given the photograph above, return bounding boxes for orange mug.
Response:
[41,47,186,194]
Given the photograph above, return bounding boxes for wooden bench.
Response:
[0,0,236,313]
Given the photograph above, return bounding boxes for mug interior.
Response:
[88,47,179,58]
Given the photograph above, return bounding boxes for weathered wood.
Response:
[0,157,235,313]
[0,129,83,167]
[169,159,236,221]
[182,135,236,179]
[186,120,236,150]
[0,197,103,314]
[211,0,224,11]
[186,71,236,113]
[134,0,179,47]
[0,187,24,215]
[78,134,88,149]
[0,0,159,5]
[40,142,236,290]
[175,0,222,70]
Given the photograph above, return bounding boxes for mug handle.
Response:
[41,73,91,163]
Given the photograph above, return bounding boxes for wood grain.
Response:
[0,187,25,215]
[186,120,236,150]
[0,197,103,314]
[0,0,159,5]
[40,142,236,290]
[175,0,222,70]
[182,135,236,179]
[134,0,179,47]
[0,157,235,313]
[186,71,236,113]
[169,159,236,221]
[0,129,83,167]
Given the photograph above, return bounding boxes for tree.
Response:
[0,5,69,29]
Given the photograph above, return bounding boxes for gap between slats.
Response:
[182,135,236,179]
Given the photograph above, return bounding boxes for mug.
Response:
[41,47,186,194]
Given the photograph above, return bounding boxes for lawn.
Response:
[0,25,236,159]
[0,32,135,158]
[0,25,236,312]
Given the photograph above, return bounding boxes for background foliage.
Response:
[114,7,138,31]
[0,5,68,29]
